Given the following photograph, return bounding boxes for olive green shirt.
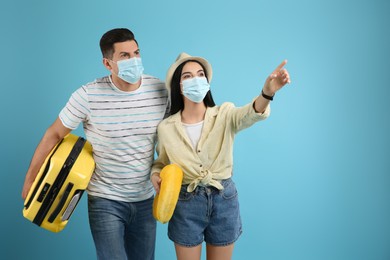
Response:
[152,100,271,192]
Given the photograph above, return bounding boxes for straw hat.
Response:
[165,52,213,91]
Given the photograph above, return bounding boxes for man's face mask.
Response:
[114,57,144,84]
[181,77,210,103]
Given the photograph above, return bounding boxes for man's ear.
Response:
[102,58,112,71]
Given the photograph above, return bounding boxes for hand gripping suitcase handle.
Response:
[48,183,74,223]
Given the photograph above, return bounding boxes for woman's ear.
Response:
[179,82,183,94]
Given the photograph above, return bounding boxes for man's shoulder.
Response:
[73,76,110,94]
[83,76,110,88]
[142,74,165,87]
[142,74,162,81]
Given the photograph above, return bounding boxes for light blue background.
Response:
[1,0,389,259]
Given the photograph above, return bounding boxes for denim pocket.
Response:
[221,179,238,200]
[178,186,194,201]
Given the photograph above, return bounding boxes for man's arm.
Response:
[21,117,71,200]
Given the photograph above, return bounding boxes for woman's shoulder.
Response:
[219,102,236,108]
[159,112,180,128]
[215,102,237,113]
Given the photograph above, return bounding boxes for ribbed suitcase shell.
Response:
[23,133,95,232]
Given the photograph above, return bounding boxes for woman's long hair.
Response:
[169,60,216,115]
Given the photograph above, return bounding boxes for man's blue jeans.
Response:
[88,195,156,260]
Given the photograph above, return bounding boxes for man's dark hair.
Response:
[99,28,138,59]
[170,60,215,115]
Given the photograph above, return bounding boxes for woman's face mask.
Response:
[181,77,210,103]
[114,57,144,84]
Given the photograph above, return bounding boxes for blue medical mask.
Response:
[182,77,210,103]
[115,57,144,84]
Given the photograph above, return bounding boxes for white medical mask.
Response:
[182,77,210,103]
[114,57,144,84]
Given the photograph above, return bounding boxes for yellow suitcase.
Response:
[23,133,95,232]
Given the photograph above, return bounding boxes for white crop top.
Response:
[182,121,204,149]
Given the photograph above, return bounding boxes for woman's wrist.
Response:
[261,88,275,101]
[262,87,275,96]
[151,172,159,179]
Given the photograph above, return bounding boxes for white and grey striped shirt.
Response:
[59,74,169,202]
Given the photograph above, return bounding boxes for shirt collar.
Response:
[166,106,218,124]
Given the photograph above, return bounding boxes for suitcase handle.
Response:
[48,183,74,223]
[61,190,84,221]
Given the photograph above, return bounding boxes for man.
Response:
[22,28,169,260]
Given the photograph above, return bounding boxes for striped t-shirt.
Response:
[59,74,169,202]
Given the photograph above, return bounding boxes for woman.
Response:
[151,52,291,260]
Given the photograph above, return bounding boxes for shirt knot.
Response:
[187,170,224,192]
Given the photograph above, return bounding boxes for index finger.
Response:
[273,59,288,72]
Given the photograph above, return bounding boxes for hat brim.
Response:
[165,53,213,92]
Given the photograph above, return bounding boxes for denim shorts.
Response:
[168,178,242,247]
